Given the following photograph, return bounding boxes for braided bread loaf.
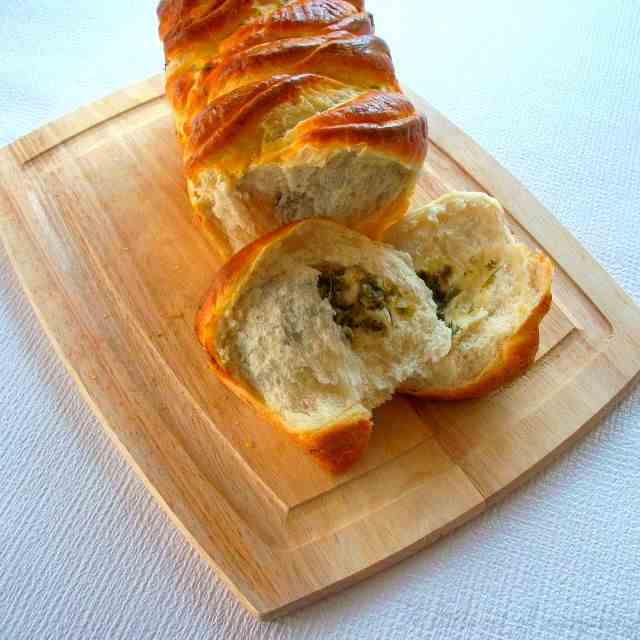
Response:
[157,1,428,259]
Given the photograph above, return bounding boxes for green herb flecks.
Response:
[417,266,460,320]
[483,260,502,289]
[316,263,415,340]
[417,266,462,337]
[445,319,461,337]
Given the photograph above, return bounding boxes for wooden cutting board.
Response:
[1,75,639,619]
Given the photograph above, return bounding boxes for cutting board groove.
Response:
[1,75,639,619]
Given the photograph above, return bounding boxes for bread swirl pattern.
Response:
[157,0,428,258]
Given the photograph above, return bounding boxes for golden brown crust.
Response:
[184,73,347,174]
[160,0,255,58]
[159,0,369,58]
[219,0,373,56]
[157,0,204,39]
[402,253,555,400]
[187,32,397,123]
[294,91,428,169]
[158,0,365,38]
[166,70,198,115]
[158,0,428,253]
[195,219,372,473]
[299,418,372,473]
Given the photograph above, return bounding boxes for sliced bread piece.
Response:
[384,191,554,399]
[196,218,451,471]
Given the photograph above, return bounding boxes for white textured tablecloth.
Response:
[1,1,639,638]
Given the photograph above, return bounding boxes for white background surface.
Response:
[1,1,639,638]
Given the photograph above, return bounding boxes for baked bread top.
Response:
[158,1,428,258]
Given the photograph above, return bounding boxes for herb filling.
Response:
[316,263,415,339]
[417,266,461,336]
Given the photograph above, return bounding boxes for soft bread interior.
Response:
[237,151,411,227]
[189,150,411,255]
[214,221,451,432]
[385,192,551,393]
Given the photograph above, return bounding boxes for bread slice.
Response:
[196,218,451,471]
[384,192,554,399]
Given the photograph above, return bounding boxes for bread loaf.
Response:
[195,218,451,472]
[157,1,428,259]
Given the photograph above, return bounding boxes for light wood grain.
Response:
[1,75,639,619]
